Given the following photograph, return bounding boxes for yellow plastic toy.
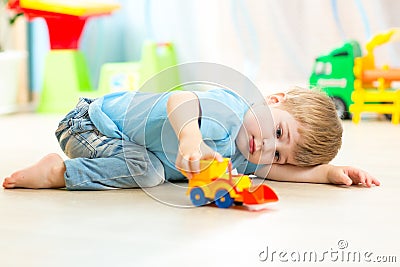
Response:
[350,28,400,124]
[183,158,278,210]
[20,0,120,16]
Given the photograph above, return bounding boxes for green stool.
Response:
[140,41,180,92]
[37,50,105,113]
[97,41,181,94]
[39,41,181,114]
[98,62,141,93]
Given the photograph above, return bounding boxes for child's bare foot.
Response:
[2,153,66,189]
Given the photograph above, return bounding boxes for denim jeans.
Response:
[55,98,165,190]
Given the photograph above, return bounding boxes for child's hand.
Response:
[176,139,223,179]
[327,165,380,187]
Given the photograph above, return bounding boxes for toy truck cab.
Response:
[310,41,362,119]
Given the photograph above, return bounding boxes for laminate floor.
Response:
[0,114,398,267]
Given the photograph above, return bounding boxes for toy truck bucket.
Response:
[243,184,278,205]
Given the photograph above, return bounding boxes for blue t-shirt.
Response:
[88,89,260,180]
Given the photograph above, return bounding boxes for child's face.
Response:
[236,100,300,166]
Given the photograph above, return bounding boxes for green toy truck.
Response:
[309,41,362,119]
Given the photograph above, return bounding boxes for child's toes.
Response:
[3,177,16,188]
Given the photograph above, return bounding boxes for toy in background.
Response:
[9,0,180,114]
[350,29,400,124]
[310,28,400,124]
[8,0,120,113]
[182,158,278,211]
[310,41,361,119]
[98,41,179,93]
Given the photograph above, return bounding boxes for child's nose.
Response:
[262,138,276,154]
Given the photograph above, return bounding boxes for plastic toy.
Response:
[9,1,180,113]
[350,29,400,124]
[310,28,400,124]
[97,41,179,93]
[182,158,278,210]
[310,41,361,119]
[8,0,120,113]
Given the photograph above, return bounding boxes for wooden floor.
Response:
[0,114,399,267]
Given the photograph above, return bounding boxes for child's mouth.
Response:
[249,136,255,154]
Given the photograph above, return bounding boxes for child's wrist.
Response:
[178,132,203,155]
[325,164,336,183]
[178,130,202,144]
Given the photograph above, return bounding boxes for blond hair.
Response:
[277,87,343,166]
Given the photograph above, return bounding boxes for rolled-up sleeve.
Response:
[193,89,250,157]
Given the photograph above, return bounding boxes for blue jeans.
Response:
[55,98,165,190]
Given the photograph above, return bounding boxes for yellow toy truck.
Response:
[184,158,278,210]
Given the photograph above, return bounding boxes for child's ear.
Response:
[265,92,286,105]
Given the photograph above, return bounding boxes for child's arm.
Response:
[167,91,222,178]
[255,163,380,187]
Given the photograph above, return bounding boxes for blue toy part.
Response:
[190,187,208,207]
[214,189,234,209]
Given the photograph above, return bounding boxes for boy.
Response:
[2,87,380,190]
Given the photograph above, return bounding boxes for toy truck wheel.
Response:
[190,187,207,207]
[384,114,392,121]
[214,189,234,209]
[332,97,350,120]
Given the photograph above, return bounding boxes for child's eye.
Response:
[276,127,282,138]
[274,151,280,162]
